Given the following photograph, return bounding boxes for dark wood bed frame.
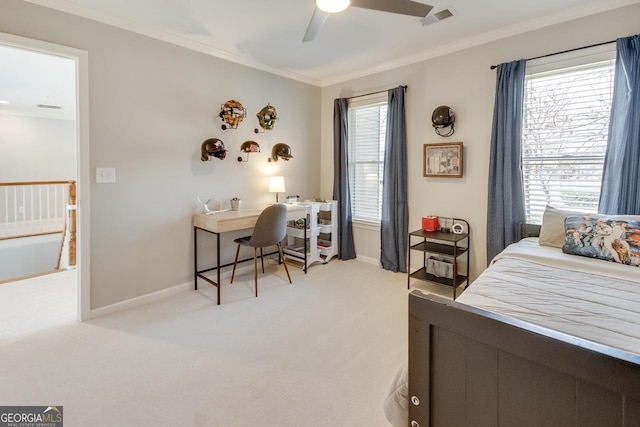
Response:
[408,224,640,427]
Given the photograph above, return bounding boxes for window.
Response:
[348,96,387,223]
[522,51,615,223]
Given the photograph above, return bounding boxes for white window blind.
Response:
[522,59,615,223]
[348,98,387,223]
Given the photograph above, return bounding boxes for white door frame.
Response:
[0,31,91,321]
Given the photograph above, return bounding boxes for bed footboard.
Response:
[408,291,640,427]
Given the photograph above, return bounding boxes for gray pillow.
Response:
[539,206,583,248]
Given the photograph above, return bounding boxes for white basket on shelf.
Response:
[426,256,453,279]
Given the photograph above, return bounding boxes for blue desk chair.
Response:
[230,203,292,296]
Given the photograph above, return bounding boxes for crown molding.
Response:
[20,0,323,86]
[21,0,640,88]
[318,0,640,86]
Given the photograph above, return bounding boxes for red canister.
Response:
[422,216,439,232]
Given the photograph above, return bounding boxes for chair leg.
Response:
[278,243,292,284]
[231,243,241,283]
[254,248,259,297]
[260,248,265,274]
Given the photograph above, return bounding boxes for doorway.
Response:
[0,32,90,326]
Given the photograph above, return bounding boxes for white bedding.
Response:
[457,238,640,356]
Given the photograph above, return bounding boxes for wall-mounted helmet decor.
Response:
[237,140,261,162]
[219,99,247,130]
[240,140,261,153]
[200,138,227,161]
[268,143,293,162]
[255,103,279,133]
[431,105,456,137]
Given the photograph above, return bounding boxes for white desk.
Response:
[193,204,307,304]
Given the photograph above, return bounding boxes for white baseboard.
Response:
[88,264,254,319]
[88,255,384,320]
[355,254,380,266]
[88,281,192,319]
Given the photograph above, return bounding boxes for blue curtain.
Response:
[486,59,527,264]
[380,86,408,272]
[332,98,357,260]
[599,34,640,215]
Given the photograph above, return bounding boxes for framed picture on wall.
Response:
[423,142,463,178]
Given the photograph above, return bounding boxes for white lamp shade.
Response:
[316,0,350,13]
[269,176,286,193]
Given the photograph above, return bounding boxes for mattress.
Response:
[457,238,640,356]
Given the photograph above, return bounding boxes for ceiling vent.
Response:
[36,104,62,110]
[420,8,453,26]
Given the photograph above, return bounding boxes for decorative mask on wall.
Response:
[431,105,456,137]
[219,99,247,130]
[255,103,279,133]
[268,143,293,162]
[200,138,227,161]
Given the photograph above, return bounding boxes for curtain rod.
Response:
[345,85,407,100]
[489,39,616,70]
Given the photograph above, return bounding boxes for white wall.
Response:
[1,0,321,309]
[0,114,76,181]
[0,114,76,280]
[0,234,62,281]
[320,5,640,281]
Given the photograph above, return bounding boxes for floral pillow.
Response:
[562,214,640,266]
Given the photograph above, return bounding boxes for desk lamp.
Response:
[269,176,285,203]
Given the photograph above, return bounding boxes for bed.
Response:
[389,214,640,427]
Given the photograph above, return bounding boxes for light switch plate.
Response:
[96,167,116,183]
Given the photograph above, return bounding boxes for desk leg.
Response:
[216,232,221,305]
[194,227,221,304]
[194,226,198,290]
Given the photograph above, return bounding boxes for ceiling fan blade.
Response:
[350,0,433,17]
[303,8,330,42]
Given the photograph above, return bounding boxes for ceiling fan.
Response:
[303,0,433,42]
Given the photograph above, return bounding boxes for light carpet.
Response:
[0,259,451,426]
[0,269,77,343]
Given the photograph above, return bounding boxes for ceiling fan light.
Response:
[316,0,350,13]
